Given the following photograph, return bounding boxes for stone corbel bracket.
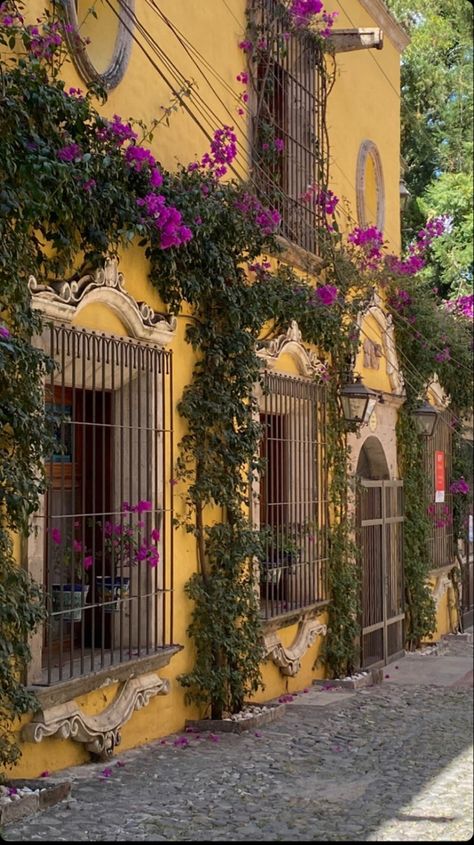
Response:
[22,672,170,760]
[432,573,452,609]
[264,618,327,676]
[29,257,176,347]
[257,321,327,380]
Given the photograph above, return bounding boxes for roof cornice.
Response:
[358,0,411,52]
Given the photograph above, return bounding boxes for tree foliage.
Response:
[386,0,473,297]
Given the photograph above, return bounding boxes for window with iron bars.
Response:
[257,371,329,619]
[28,323,174,685]
[251,0,328,255]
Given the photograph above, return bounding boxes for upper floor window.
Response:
[251,0,328,255]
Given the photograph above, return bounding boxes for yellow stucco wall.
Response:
[6,1,414,779]
[326,0,402,254]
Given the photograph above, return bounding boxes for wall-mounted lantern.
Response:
[399,179,410,214]
[339,374,376,426]
[412,400,439,437]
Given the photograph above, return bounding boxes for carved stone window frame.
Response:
[62,0,135,90]
[356,139,385,233]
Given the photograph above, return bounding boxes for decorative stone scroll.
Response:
[22,672,169,760]
[432,573,452,609]
[264,617,327,676]
[257,321,328,379]
[29,257,176,347]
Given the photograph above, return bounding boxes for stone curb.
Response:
[185,701,287,734]
[0,780,71,825]
[313,667,384,690]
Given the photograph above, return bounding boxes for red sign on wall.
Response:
[435,450,445,503]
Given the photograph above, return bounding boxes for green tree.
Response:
[386,0,473,298]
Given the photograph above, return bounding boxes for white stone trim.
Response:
[29,257,176,347]
[22,672,169,760]
[432,573,452,609]
[358,0,410,52]
[257,321,327,379]
[264,617,327,676]
[62,0,135,90]
[356,140,386,233]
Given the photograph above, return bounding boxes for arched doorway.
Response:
[356,437,405,668]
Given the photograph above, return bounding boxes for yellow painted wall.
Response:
[6,1,413,779]
[327,0,402,254]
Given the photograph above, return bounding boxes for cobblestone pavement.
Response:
[2,636,473,842]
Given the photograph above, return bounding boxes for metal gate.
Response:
[358,480,405,668]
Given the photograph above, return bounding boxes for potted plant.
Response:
[94,499,161,612]
[49,527,93,622]
[259,522,315,585]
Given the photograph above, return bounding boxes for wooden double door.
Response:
[357,479,405,668]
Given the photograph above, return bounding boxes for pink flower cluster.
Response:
[445,294,474,320]
[248,260,271,278]
[427,503,453,529]
[97,114,138,147]
[57,142,82,162]
[190,127,238,179]
[388,289,412,313]
[290,0,323,26]
[234,192,281,235]
[136,193,191,250]
[385,253,425,276]
[102,500,161,568]
[449,478,470,495]
[50,527,93,572]
[303,185,339,215]
[434,346,450,363]
[348,225,384,267]
[262,137,284,153]
[0,324,11,339]
[388,215,451,276]
[312,284,339,307]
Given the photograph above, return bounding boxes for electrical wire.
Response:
[101,1,472,401]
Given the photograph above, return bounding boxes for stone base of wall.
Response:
[185,701,286,734]
[313,667,384,690]
[0,779,71,825]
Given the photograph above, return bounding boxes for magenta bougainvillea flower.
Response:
[173,736,190,747]
[0,325,10,339]
[57,142,82,162]
[101,767,113,778]
[315,285,338,306]
[449,478,470,495]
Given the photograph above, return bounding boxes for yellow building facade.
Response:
[2,0,458,780]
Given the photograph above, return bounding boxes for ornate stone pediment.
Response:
[257,321,328,379]
[264,617,327,676]
[358,291,405,395]
[22,672,170,760]
[29,257,176,347]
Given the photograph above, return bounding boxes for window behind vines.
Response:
[258,371,329,619]
[29,324,174,685]
[251,0,328,255]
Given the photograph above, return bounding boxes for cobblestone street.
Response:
[2,635,473,842]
